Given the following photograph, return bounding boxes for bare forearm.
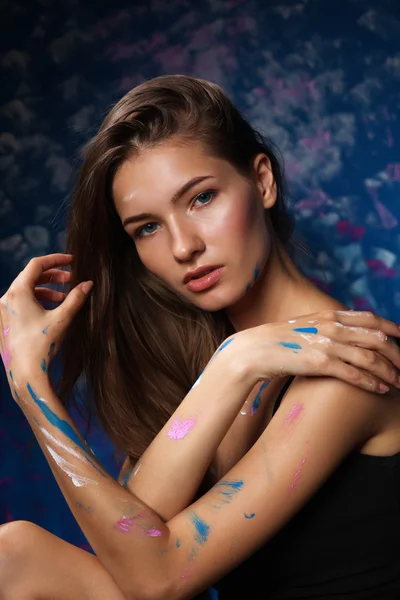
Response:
[16,359,253,595]
[124,353,255,518]
[16,369,171,597]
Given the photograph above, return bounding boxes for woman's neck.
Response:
[226,242,344,331]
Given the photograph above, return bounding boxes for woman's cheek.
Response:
[201,196,255,242]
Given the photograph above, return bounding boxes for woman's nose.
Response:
[171,223,205,262]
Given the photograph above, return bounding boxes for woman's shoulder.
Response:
[277,371,400,457]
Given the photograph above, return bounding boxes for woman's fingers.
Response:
[322,358,390,394]
[338,326,400,370]
[35,268,71,286]
[52,281,93,324]
[333,342,399,389]
[34,287,67,303]
[333,310,400,339]
[12,254,73,291]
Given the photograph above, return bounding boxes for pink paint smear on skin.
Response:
[179,567,193,580]
[113,513,147,533]
[3,326,10,337]
[289,443,310,493]
[146,529,163,537]
[1,347,12,370]
[167,418,196,440]
[285,404,304,425]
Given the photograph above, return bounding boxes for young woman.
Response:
[0,75,400,600]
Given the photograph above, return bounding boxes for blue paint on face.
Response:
[280,341,302,350]
[176,537,181,548]
[254,264,260,282]
[48,342,55,356]
[9,370,13,381]
[293,327,318,334]
[189,512,210,545]
[251,380,270,414]
[14,389,19,400]
[42,325,49,335]
[26,382,95,459]
[40,359,47,373]
[245,263,261,294]
[244,513,255,519]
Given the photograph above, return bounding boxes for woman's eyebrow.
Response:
[122,175,215,227]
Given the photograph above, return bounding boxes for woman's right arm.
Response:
[118,309,400,520]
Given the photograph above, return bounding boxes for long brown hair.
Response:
[57,75,294,464]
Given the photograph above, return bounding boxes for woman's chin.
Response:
[188,288,245,313]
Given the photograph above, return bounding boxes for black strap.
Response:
[272,376,296,416]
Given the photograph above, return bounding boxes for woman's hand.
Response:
[0,254,92,391]
[218,310,400,394]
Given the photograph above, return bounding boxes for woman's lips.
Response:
[185,267,223,292]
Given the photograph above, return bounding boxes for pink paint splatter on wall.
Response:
[167,418,196,440]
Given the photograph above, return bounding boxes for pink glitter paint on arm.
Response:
[285,403,304,425]
[166,418,196,440]
[146,528,163,537]
[289,444,310,493]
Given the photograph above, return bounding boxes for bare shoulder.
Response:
[278,374,400,456]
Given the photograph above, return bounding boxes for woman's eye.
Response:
[193,190,217,207]
[135,223,159,238]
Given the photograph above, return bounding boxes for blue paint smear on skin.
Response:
[280,341,302,350]
[245,263,261,293]
[121,466,134,489]
[26,382,95,459]
[253,264,260,282]
[14,389,19,400]
[190,338,234,390]
[176,537,181,548]
[251,380,270,414]
[214,337,234,357]
[84,455,107,478]
[293,327,318,334]
[213,479,244,506]
[48,342,55,356]
[244,512,255,519]
[42,325,49,335]
[189,512,210,545]
[9,370,13,381]
[40,358,47,373]
[209,587,219,600]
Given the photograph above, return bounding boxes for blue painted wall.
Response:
[1,0,399,552]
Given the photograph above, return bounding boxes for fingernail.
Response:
[78,281,93,295]
[379,383,390,393]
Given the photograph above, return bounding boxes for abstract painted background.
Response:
[1,0,399,556]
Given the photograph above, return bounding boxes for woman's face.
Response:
[113,139,276,312]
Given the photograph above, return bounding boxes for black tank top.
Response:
[213,376,400,599]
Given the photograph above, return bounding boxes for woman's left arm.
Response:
[11,359,383,600]
[1,255,392,600]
